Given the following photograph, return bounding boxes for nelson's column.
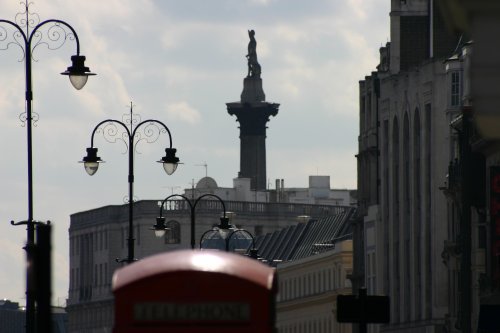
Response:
[227,30,279,190]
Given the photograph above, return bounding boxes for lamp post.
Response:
[81,103,179,263]
[199,217,259,258]
[226,228,259,258]
[153,193,229,250]
[1,3,95,332]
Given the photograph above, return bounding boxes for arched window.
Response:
[403,112,411,322]
[392,116,400,322]
[165,220,181,244]
[332,266,337,289]
[424,103,432,319]
[414,108,422,320]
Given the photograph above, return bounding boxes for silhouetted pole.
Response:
[35,224,52,333]
[1,3,95,331]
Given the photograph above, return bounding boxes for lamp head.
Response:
[61,55,96,90]
[80,147,102,176]
[213,216,231,240]
[249,248,259,259]
[218,216,230,230]
[158,148,180,175]
[150,217,168,238]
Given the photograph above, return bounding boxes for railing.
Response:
[160,199,352,218]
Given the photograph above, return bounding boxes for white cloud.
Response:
[165,101,201,125]
[347,0,368,20]
[274,25,310,44]
[250,0,272,5]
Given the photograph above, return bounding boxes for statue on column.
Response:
[246,30,261,78]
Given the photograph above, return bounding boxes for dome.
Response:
[196,176,218,190]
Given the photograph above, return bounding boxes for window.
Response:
[478,225,486,249]
[104,229,108,249]
[451,71,460,107]
[367,94,372,129]
[403,113,411,321]
[332,267,336,289]
[313,273,317,294]
[392,116,401,319]
[94,265,98,286]
[104,263,108,286]
[360,96,366,132]
[414,108,422,319]
[165,220,181,244]
[425,103,432,319]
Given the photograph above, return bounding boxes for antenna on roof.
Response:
[162,186,180,195]
[195,162,208,178]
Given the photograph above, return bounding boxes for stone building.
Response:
[356,0,464,332]
[254,211,355,333]
[438,1,500,331]
[184,175,357,207]
[276,245,353,333]
[67,191,353,332]
[0,300,25,333]
[0,299,67,333]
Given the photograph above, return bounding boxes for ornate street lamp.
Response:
[61,55,96,90]
[0,3,94,331]
[199,216,258,258]
[226,228,259,258]
[81,103,179,263]
[153,193,229,249]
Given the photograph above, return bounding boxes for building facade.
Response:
[276,242,353,333]
[254,210,355,333]
[67,194,353,332]
[356,0,465,332]
[438,1,500,330]
[443,13,500,329]
[0,300,67,333]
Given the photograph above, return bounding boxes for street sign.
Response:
[337,289,390,324]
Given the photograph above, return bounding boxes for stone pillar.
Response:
[227,77,279,191]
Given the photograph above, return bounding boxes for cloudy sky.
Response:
[0,0,389,305]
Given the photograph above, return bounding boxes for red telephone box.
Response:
[112,250,277,332]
